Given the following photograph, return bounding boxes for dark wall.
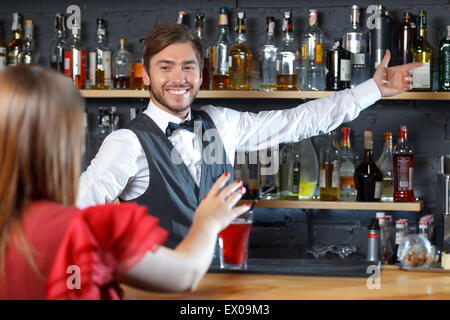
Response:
[1,0,449,259]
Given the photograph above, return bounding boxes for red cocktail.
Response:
[219,220,252,269]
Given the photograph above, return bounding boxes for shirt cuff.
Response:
[351,79,382,111]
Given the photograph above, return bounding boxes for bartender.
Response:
[77,22,421,248]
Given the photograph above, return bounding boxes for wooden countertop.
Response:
[123,266,450,300]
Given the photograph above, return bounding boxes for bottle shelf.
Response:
[237,199,423,212]
[79,89,450,100]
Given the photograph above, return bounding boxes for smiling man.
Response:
[77,23,421,248]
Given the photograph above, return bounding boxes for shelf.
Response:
[237,199,423,212]
[79,89,450,100]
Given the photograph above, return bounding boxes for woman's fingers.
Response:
[226,188,246,207]
[206,172,230,197]
[231,204,251,219]
[219,179,244,199]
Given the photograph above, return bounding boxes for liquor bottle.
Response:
[392,219,406,264]
[259,17,277,91]
[354,130,383,201]
[276,11,297,91]
[195,12,211,90]
[343,5,369,87]
[339,127,357,201]
[369,5,394,76]
[376,212,393,264]
[89,18,111,90]
[176,11,188,25]
[112,38,132,89]
[18,20,37,65]
[50,14,66,73]
[412,10,433,91]
[300,9,326,91]
[398,12,415,65]
[280,143,301,200]
[0,25,7,70]
[229,11,252,90]
[393,125,415,202]
[367,218,380,262]
[132,39,146,90]
[212,7,233,90]
[260,146,280,200]
[64,22,87,89]
[7,13,24,66]
[319,131,340,201]
[439,26,450,91]
[247,151,260,199]
[376,132,394,202]
[326,39,351,91]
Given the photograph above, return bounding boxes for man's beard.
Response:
[150,85,199,115]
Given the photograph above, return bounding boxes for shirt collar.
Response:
[143,100,192,134]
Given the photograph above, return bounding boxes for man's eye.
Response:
[161,66,169,70]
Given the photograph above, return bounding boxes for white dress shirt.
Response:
[76,79,381,208]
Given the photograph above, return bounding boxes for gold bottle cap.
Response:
[364,130,373,150]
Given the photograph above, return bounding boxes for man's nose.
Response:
[171,66,187,84]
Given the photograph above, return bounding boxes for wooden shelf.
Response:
[79,89,450,100]
[237,199,423,212]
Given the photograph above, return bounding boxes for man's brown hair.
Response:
[142,22,204,75]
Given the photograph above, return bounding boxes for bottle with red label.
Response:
[64,24,86,89]
[393,125,415,202]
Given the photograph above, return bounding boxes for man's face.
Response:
[144,42,202,118]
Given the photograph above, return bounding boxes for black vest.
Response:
[124,109,233,249]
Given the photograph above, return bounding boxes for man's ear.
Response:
[143,67,150,86]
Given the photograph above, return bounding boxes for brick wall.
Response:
[1,0,448,258]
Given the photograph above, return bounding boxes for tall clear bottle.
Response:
[280,143,301,200]
[439,26,450,92]
[64,22,87,89]
[18,20,37,65]
[229,11,252,90]
[398,12,415,65]
[299,139,319,199]
[376,132,394,202]
[212,7,233,90]
[393,125,415,202]
[300,9,326,91]
[50,14,66,73]
[0,26,6,70]
[412,10,433,92]
[195,12,211,90]
[354,131,383,201]
[276,11,298,91]
[7,13,24,66]
[343,5,369,87]
[112,38,132,89]
[89,18,111,90]
[339,127,357,201]
[319,131,340,201]
[259,17,277,91]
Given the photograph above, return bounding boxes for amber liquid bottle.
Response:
[354,131,383,201]
[195,13,211,90]
[229,11,252,90]
[319,131,340,201]
[7,13,24,66]
[393,126,415,202]
[276,11,297,91]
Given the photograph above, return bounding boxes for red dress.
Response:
[0,201,168,300]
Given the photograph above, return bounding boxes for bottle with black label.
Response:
[326,39,351,90]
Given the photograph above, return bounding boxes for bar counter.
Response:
[122,266,450,300]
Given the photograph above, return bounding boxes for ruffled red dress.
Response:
[0,201,168,300]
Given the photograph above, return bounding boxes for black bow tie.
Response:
[165,119,196,137]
